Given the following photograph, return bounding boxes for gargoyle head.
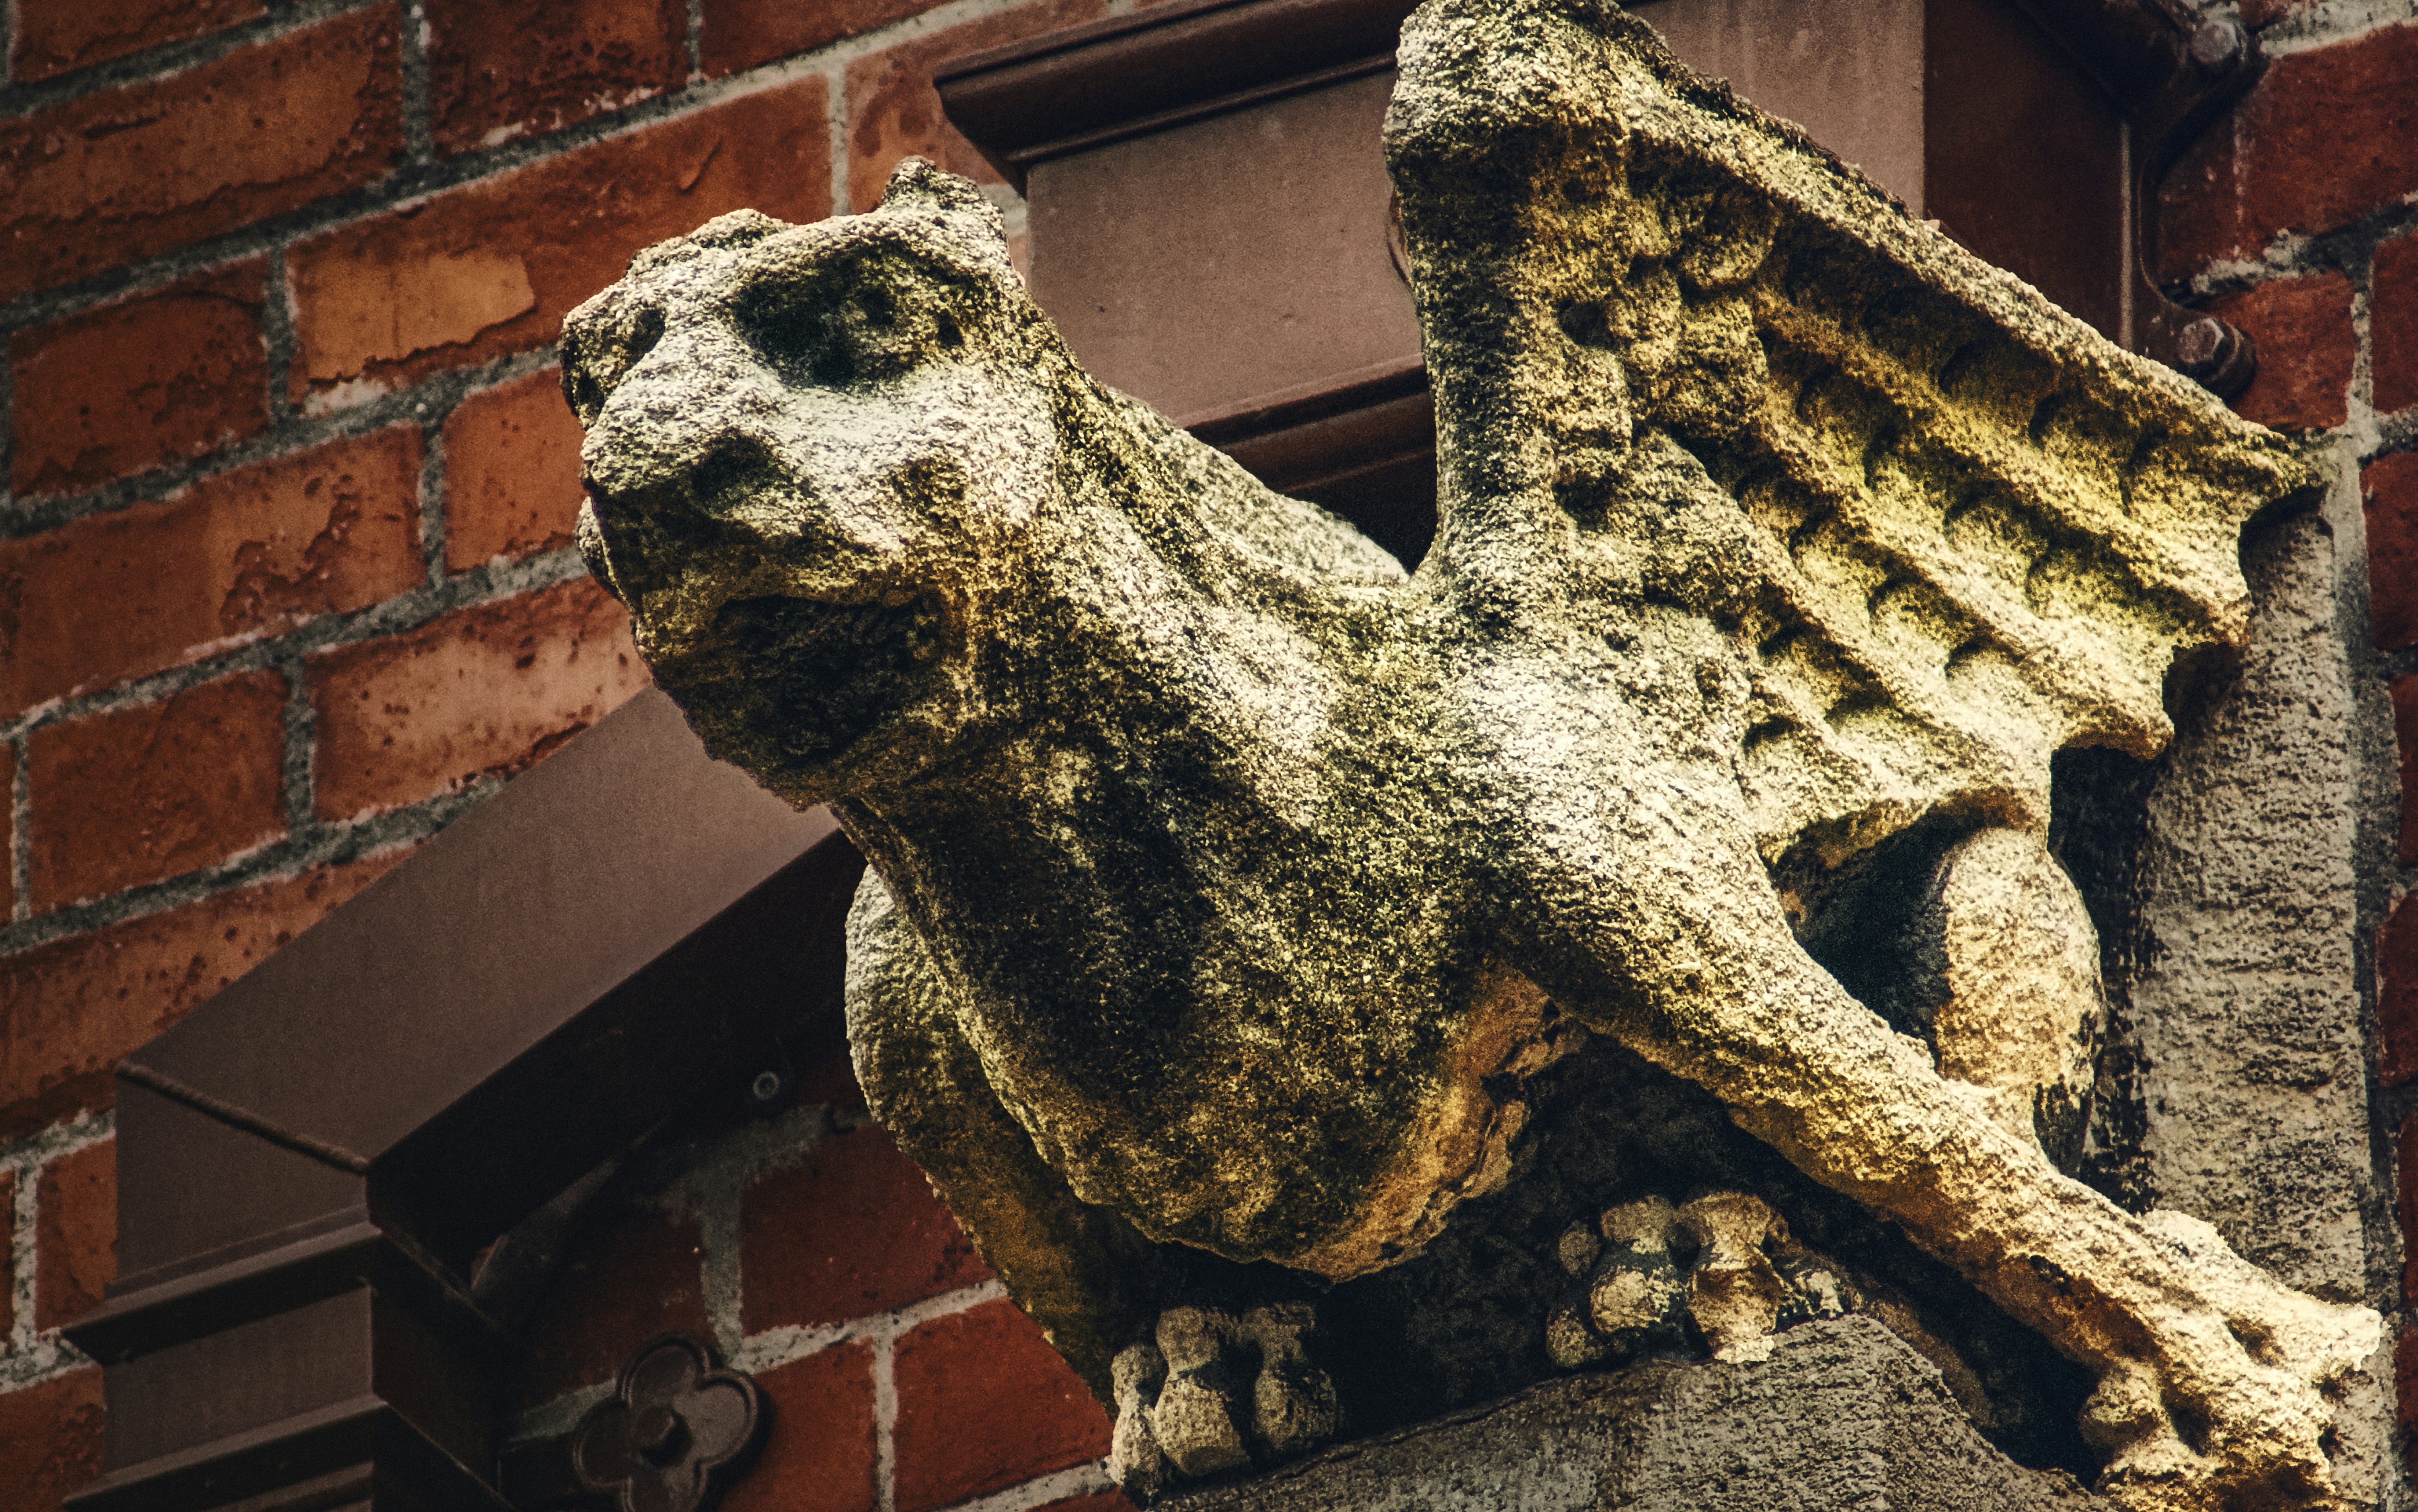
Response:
[563,161,1082,800]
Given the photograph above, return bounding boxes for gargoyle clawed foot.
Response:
[1109,1304,1339,1501]
[2072,1210,2375,1512]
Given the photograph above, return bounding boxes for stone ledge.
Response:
[1162,1316,2110,1512]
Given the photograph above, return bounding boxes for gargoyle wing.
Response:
[1386,0,2321,865]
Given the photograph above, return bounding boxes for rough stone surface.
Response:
[1164,1318,2104,1512]
[562,1,2378,1507]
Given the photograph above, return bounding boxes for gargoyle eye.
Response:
[627,305,666,362]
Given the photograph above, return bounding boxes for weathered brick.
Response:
[2237,0,2318,28]
[0,1368,105,1510]
[719,1344,880,1512]
[10,261,269,497]
[28,669,289,909]
[35,1140,116,1332]
[2401,1323,2418,1428]
[2,744,14,922]
[893,1299,1112,1512]
[2372,233,2418,418]
[740,1125,991,1334]
[0,8,402,303]
[12,0,265,82]
[2160,24,2418,278]
[2383,893,2418,1085]
[0,1169,15,1339]
[0,856,400,1141]
[2398,677,2418,867]
[443,369,586,571]
[518,1200,709,1406]
[703,0,925,78]
[289,83,830,410]
[845,0,1103,213]
[2202,271,2353,431]
[2366,453,2418,652]
[308,577,646,821]
[0,429,426,721]
[2403,1117,2418,1303]
[426,0,686,156]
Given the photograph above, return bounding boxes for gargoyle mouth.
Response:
[700,592,938,765]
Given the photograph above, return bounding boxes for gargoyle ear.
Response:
[882,156,997,219]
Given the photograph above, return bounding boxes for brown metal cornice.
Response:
[2009,0,2269,394]
[66,690,865,1512]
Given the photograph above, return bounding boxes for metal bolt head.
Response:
[631,1403,688,1465]
[749,1069,786,1105]
[2189,18,2245,76]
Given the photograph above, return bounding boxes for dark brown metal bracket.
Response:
[573,1334,767,1512]
[2011,0,2268,396]
[63,691,866,1512]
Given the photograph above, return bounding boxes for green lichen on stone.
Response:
[560,1,2374,1506]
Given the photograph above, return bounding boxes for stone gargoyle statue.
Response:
[559,0,2380,1506]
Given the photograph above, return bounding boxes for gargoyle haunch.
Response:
[561,0,2379,1506]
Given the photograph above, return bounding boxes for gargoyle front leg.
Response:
[1520,783,2379,1512]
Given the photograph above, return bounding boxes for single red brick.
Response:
[1,744,14,921]
[740,1125,991,1334]
[844,0,1104,213]
[2373,233,2418,417]
[2402,1117,2418,1303]
[2401,1325,2418,1428]
[0,429,426,721]
[443,369,586,570]
[2398,677,2418,867]
[2383,893,2418,1084]
[893,1299,1112,1512]
[0,8,402,304]
[426,0,686,156]
[2160,24,2418,278]
[2366,453,2418,651]
[0,1368,106,1510]
[0,855,402,1141]
[308,577,647,820]
[288,82,830,410]
[2237,0,2318,27]
[517,1201,709,1405]
[28,669,289,909]
[2202,271,2353,431]
[12,0,264,82]
[10,261,269,496]
[0,1169,15,1340]
[35,1141,116,1332]
[720,1345,879,1512]
[703,0,925,78]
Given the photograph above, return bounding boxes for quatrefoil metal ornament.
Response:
[572,1333,766,1512]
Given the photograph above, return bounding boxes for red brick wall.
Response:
[0,0,1109,1504]
[508,1025,1122,1512]
[2172,1,2418,1480]
[5,0,2414,1506]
